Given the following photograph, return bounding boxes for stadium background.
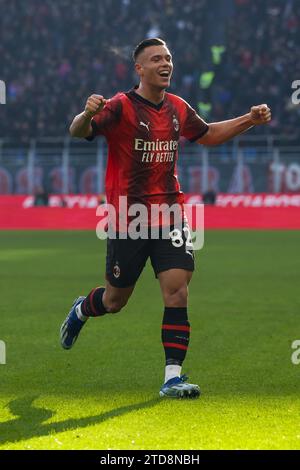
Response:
[0,0,300,451]
[1,0,300,203]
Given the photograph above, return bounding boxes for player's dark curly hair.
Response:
[133,38,167,62]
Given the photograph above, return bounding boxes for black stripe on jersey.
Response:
[127,99,155,202]
[189,125,209,143]
[163,98,180,198]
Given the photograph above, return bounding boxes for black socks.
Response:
[81,287,108,317]
[161,307,190,366]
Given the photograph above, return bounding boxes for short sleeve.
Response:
[181,101,209,142]
[86,94,123,141]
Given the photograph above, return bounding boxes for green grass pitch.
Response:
[0,229,299,450]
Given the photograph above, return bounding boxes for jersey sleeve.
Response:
[180,100,209,142]
[86,94,123,140]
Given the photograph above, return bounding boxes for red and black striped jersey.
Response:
[89,87,209,217]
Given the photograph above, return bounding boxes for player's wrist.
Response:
[83,110,94,120]
[246,112,256,127]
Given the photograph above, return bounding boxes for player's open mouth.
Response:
[158,71,170,78]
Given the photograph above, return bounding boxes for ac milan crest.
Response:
[173,114,179,132]
[113,263,121,278]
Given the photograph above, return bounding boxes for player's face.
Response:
[135,45,173,90]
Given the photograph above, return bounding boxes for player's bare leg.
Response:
[158,269,200,398]
[60,281,134,349]
[158,268,192,307]
[102,281,135,313]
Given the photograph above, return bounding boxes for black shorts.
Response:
[106,225,195,288]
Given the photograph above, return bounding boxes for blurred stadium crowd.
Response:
[0,0,299,140]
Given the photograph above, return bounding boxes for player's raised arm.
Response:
[69,94,107,138]
[197,104,271,146]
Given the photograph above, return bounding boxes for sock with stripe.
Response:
[78,287,108,320]
[161,307,190,382]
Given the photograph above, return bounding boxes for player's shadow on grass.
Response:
[0,395,160,446]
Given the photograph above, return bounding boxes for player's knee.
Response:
[107,305,122,314]
[105,297,128,314]
[164,285,188,307]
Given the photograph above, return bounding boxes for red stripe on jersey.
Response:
[163,342,188,351]
[162,324,190,332]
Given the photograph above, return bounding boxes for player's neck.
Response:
[135,84,165,105]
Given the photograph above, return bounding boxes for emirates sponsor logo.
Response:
[134,139,178,152]
[134,138,178,164]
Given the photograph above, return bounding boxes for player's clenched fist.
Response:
[84,94,107,118]
[249,104,271,125]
